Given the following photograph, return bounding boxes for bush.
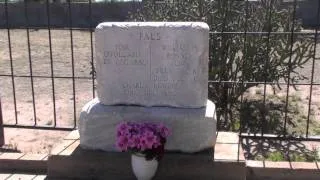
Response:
[129,0,314,131]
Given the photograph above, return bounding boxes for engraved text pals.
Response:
[139,32,161,41]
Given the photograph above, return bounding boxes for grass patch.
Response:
[255,148,320,162]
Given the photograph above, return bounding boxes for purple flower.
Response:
[115,121,170,159]
[139,136,148,151]
[116,135,129,151]
[160,126,170,138]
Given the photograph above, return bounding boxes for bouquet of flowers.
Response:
[116,122,170,161]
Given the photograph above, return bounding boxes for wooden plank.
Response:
[50,139,76,155]
[64,130,79,140]
[20,153,47,161]
[0,153,25,159]
[0,174,12,179]
[247,165,320,180]
[32,175,47,180]
[0,153,47,173]
[0,159,47,173]
[216,132,239,144]
[59,140,80,156]
[291,162,319,170]
[6,174,36,180]
[214,143,245,161]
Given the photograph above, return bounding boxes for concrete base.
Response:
[79,98,217,153]
[47,131,246,180]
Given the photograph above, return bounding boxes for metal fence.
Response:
[0,0,96,133]
[0,0,320,153]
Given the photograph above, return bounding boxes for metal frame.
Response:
[0,0,319,160]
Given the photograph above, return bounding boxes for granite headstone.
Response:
[79,22,216,153]
[95,22,209,108]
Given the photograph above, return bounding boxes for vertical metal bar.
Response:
[24,0,37,126]
[218,0,229,130]
[68,0,77,129]
[306,0,320,138]
[238,0,249,162]
[5,0,18,125]
[283,0,297,135]
[261,0,274,136]
[0,99,4,146]
[89,0,95,98]
[46,0,57,127]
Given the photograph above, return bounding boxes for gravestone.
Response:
[79,22,217,152]
[95,22,208,107]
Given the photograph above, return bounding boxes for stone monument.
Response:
[79,22,217,152]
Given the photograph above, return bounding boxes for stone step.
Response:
[47,130,245,180]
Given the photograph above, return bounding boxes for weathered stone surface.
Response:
[79,98,216,153]
[95,22,209,108]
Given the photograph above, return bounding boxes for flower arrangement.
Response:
[116,122,170,161]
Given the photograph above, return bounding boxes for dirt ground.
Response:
[0,29,95,153]
[0,29,320,153]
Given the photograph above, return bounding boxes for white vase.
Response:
[131,153,158,180]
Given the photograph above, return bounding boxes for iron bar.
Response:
[306,0,320,138]
[2,124,75,131]
[24,0,37,126]
[261,0,274,136]
[283,0,297,135]
[238,0,249,162]
[3,27,319,35]
[0,74,319,86]
[0,74,93,79]
[68,0,77,129]
[5,0,18,125]
[46,0,57,127]
[207,81,320,86]
[209,31,317,35]
[89,0,95,99]
[219,0,229,131]
[240,133,320,142]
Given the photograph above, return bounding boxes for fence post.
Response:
[0,98,4,146]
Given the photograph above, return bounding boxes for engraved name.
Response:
[139,32,161,41]
[103,44,145,66]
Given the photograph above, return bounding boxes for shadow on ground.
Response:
[242,138,320,162]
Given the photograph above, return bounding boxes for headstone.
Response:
[79,22,217,153]
[79,98,216,152]
[95,22,209,108]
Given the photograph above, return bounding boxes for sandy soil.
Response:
[0,29,95,153]
[0,29,320,153]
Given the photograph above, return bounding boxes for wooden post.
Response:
[0,98,4,146]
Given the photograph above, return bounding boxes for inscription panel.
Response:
[95,22,209,107]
